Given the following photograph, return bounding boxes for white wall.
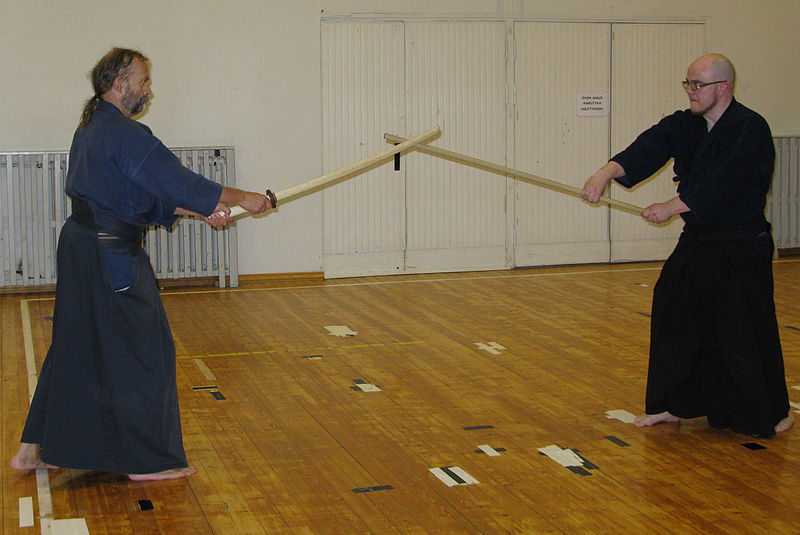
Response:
[1,0,798,275]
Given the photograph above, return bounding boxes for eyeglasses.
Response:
[682,79,726,91]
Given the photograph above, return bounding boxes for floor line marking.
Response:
[22,259,800,303]
[20,300,59,534]
[178,341,425,360]
[20,300,38,402]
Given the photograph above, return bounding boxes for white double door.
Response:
[321,20,704,278]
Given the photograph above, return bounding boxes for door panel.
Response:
[513,22,612,266]
[609,23,706,261]
[404,21,508,273]
[321,21,406,277]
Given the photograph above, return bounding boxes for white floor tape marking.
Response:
[325,325,358,337]
[354,382,381,392]
[538,445,585,467]
[429,468,459,487]
[606,409,636,424]
[35,468,53,518]
[20,497,34,527]
[21,300,38,403]
[429,467,479,486]
[475,342,505,355]
[48,519,90,535]
[478,444,501,457]
[194,358,216,381]
[448,466,479,484]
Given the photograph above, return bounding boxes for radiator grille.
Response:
[0,147,237,289]
[768,136,800,251]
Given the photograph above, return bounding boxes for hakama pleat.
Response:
[21,217,187,473]
[645,227,789,437]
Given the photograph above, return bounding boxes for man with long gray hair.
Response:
[11,47,271,480]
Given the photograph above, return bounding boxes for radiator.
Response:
[0,147,238,289]
[767,136,800,251]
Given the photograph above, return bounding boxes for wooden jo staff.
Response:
[227,126,441,218]
[384,133,645,216]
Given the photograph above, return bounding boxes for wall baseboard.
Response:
[778,248,800,258]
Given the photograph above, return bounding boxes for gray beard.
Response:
[122,93,148,116]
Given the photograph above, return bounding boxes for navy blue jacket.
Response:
[66,100,222,229]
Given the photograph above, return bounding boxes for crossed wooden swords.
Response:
[227,125,642,218]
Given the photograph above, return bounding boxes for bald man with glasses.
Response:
[582,53,793,437]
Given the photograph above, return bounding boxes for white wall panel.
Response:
[513,22,611,266]
[321,22,406,277]
[404,22,508,273]
[321,19,705,277]
[609,23,705,261]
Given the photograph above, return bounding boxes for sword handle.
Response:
[226,188,276,218]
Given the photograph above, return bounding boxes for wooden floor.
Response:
[4,261,800,534]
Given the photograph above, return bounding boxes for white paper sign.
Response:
[577,91,609,117]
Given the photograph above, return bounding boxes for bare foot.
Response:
[128,466,197,481]
[634,411,680,427]
[10,443,60,471]
[775,412,795,433]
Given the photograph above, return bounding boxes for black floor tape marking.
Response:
[475,447,507,454]
[463,425,494,431]
[441,467,466,485]
[605,435,630,447]
[539,448,599,475]
[192,386,218,391]
[572,450,599,470]
[567,466,593,476]
[352,485,394,494]
[351,380,380,391]
[211,391,226,400]
[138,499,154,511]
[742,442,766,450]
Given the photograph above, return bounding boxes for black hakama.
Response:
[611,98,790,436]
[646,223,789,437]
